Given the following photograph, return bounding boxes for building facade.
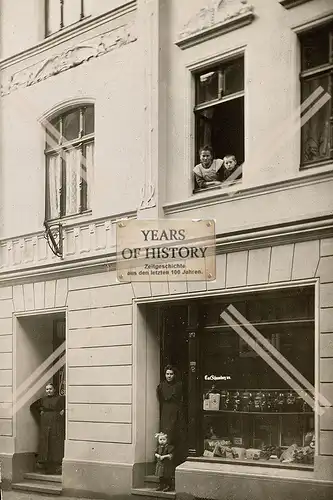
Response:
[0,0,333,499]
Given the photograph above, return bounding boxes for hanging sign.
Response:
[116,219,216,282]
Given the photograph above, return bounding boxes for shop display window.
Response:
[200,287,315,467]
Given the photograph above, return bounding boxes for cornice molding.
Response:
[163,169,333,215]
[0,22,137,98]
[0,214,332,287]
[279,0,313,9]
[176,0,255,50]
[0,0,137,70]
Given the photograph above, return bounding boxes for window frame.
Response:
[299,22,333,169]
[45,0,86,38]
[44,105,94,221]
[193,55,245,192]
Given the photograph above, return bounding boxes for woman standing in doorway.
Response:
[30,383,65,474]
[157,365,187,467]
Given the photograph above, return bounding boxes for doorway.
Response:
[15,312,66,474]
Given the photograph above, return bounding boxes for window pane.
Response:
[84,105,94,135]
[46,0,61,36]
[62,109,80,142]
[197,71,219,105]
[47,154,61,219]
[63,0,81,27]
[81,142,94,211]
[224,59,244,96]
[83,0,94,17]
[301,26,331,70]
[301,75,331,164]
[45,116,61,150]
[201,288,315,464]
[65,148,81,215]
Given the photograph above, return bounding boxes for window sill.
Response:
[46,210,92,227]
[187,456,314,473]
[193,180,242,195]
[279,0,313,9]
[300,158,333,170]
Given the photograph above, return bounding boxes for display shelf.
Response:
[203,410,314,415]
[189,456,314,471]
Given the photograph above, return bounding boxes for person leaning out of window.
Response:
[193,145,223,190]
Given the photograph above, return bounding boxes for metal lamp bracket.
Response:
[44,220,63,258]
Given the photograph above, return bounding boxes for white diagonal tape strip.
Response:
[8,355,66,419]
[221,311,327,416]
[227,304,332,409]
[16,341,66,398]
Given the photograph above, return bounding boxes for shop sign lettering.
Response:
[116,219,216,282]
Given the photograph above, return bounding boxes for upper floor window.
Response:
[45,105,94,220]
[300,22,333,167]
[45,0,91,37]
[193,56,244,191]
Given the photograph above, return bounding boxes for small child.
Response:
[154,432,174,492]
[222,154,242,183]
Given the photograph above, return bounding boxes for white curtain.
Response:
[48,155,61,219]
[46,0,61,35]
[65,148,81,215]
[63,0,81,27]
[84,142,94,210]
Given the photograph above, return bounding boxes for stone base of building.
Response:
[0,452,35,489]
[176,460,333,500]
[62,460,133,499]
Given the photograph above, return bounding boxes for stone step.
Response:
[24,472,62,483]
[12,480,62,495]
[131,487,176,500]
[144,475,159,484]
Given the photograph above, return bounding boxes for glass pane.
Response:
[45,116,61,150]
[47,154,61,219]
[65,148,81,215]
[46,0,61,36]
[83,0,94,17]
[84,105,94,135]
[224,59,244,96]
[63,0,81,27]
[62,109,80,142]
[82,142,94,210]
[301,75,331,164]
[301,26,330,70]
[197,70,219,104]
[201,288,315,464]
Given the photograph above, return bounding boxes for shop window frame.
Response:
[299,21,333,169]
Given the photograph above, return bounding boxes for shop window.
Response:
[200,287,315,467]
[45,0,91,37]
[45,105,94,220]
[193,57,244,191]
[299,22,333,167]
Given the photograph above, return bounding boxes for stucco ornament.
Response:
[0,24,137,97]
[179,0,254,39]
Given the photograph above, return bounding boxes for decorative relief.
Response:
[177,0,254,48]
[1,24,137,97]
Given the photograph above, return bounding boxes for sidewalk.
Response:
[3,492,103,500]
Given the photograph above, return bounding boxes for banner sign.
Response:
[116,219,216,282]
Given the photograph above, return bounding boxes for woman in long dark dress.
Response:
[30,383,65,474]
[157,365,187,467]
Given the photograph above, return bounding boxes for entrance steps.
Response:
[11,472,62,496]
[131,475,176,500]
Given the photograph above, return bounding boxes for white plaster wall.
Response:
[0,39,143,238]
[0,0,135,60]
[165,0,333,202]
